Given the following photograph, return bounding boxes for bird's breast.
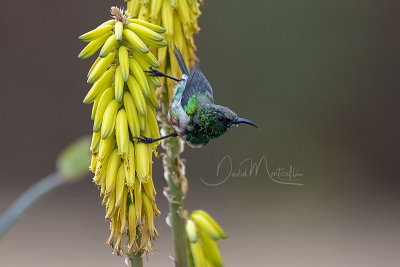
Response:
[168,107,187,137]
[168,109,180,128]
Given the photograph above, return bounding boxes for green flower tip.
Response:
[57,136,91,181]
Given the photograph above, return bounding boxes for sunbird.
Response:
[136,48,257,147]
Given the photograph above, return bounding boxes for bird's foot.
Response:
[144,67,182,82]
[134,136,155,144]
[144,67,164,77]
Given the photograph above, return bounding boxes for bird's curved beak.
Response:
[233,117,258,128]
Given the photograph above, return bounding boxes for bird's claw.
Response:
[144,67,183,82]
[144,67,162,77]
[134,136,154,144]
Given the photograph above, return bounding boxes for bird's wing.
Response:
[180,64,214,114]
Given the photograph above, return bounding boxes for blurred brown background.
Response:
[1,0,400,266]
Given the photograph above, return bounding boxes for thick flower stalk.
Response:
[124,0,202,265]
[78,7,167,258]
[186,210,227,267]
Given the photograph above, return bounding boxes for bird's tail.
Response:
[173,46,189,75]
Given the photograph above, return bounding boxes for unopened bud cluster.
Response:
[78,7,167,256]
[186,210,227,267]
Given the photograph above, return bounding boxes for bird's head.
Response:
[200,105,258,139]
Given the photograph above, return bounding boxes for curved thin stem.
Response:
[0,172,64,239]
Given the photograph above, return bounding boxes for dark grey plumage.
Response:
[181,64,214,109]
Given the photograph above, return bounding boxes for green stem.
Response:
[130,229,143,267]
[0,172,64,239]
[164,139,188,267]
[160,89,189,266]
[130,254,143,267]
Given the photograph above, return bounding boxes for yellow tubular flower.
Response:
[134,142,149,182]
[128,202,137,252]
[127,74,147,116]
[115,109,129,155]
[89,153,98,173]
[142,192,158,239]
[134,177,142,224]
[115,164,126,208]
[198,231,223,267]
[190,242,207,267]
[138,114,147,131]
[105,189,116,220]
[119,187,129,234]
[186,219,198,243]
[78,6,165,257]
[105,148,120,197]
[124,141,136,191]
[192,209,227,239]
